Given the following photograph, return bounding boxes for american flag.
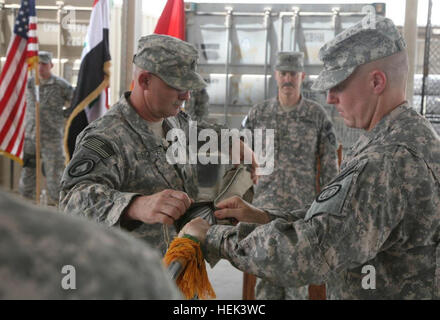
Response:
[0,0,37,164]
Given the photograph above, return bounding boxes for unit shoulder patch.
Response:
[316,184,341,202]
[304,159,369,221]
[68,159,95,177]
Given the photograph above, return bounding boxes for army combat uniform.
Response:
[185,88,210,123]
[19,73,73,203]
[61,34,211,254]
[204,102,440,299]
[200,17,440,299]
[0,191,181,299]
[244,96,338,211]
[243,52,338,299]
[60,93,199,254]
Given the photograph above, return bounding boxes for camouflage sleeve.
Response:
[240,106,258,152]
[23,79,36,154]
[59,134,140,227]
[242,105,257,131]
[204,154,406,288]
[64,81,74,103]
[264,208,308,222]
[60,80,74,118]
[318,117,339,187]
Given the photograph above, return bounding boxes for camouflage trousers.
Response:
[255,278,309,300]
[19,152,65,204]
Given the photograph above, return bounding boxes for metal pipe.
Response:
[279,11,367,17]
[0,1,5,49]
[279,13,284,50]
[56,1,64,77]
[223,7,232,125]
[332,7,341,36]
[263,8,271,100]
[3,4,91,11]
[168,259,187,281]
[195,11,276,17]
[291,7,299,51]
[195,10,368,17]
[403,0,419,104]
[420,0,432,116]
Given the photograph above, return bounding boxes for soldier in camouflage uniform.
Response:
[19,51,74,204]
[243,51,339,299]
[60,34,256,255]
[185,88,210,123]
[0,191,181,299]
[181,17,440,299]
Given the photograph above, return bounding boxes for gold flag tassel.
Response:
[163,235,216,300]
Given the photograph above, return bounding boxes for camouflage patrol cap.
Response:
[275,51,304,72]
[133,34,207,91]
[38,51,52,64]
[312,16,406,91]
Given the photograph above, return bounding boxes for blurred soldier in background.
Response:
[0,190,181,299]
[185,87,210,123]
[242,51,339,299]
[19,51,74,204]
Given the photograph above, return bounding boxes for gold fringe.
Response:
[0,151,23,166]
[163,237,216,300]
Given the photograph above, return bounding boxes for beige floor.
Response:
[207,259,243,300]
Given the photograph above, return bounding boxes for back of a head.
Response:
[0,191,181,299]
[362,50,409,91]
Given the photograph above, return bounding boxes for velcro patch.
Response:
[304,159,368,221]
[68,159,95,177]
[316,184,341,202]
[83,137,114,159]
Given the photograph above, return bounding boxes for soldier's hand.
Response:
[214,196,270,224]
[178,217,210,244]
[124,190,193,225]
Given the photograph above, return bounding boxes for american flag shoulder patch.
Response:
[83,137,114,159]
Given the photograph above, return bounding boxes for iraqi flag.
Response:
[64,0,110,162]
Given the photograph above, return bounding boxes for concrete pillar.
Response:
[403,0,418,103]
[119,1,135,94]
[110,0,123,104]
[119,0,138,96]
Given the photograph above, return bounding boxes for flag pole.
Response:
[33,63,42,204]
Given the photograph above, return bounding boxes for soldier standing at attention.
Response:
[19,51,74,204]
[181,16,440,299]
[242,51,338,299]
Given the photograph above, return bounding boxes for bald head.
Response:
[360,50,409,92]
